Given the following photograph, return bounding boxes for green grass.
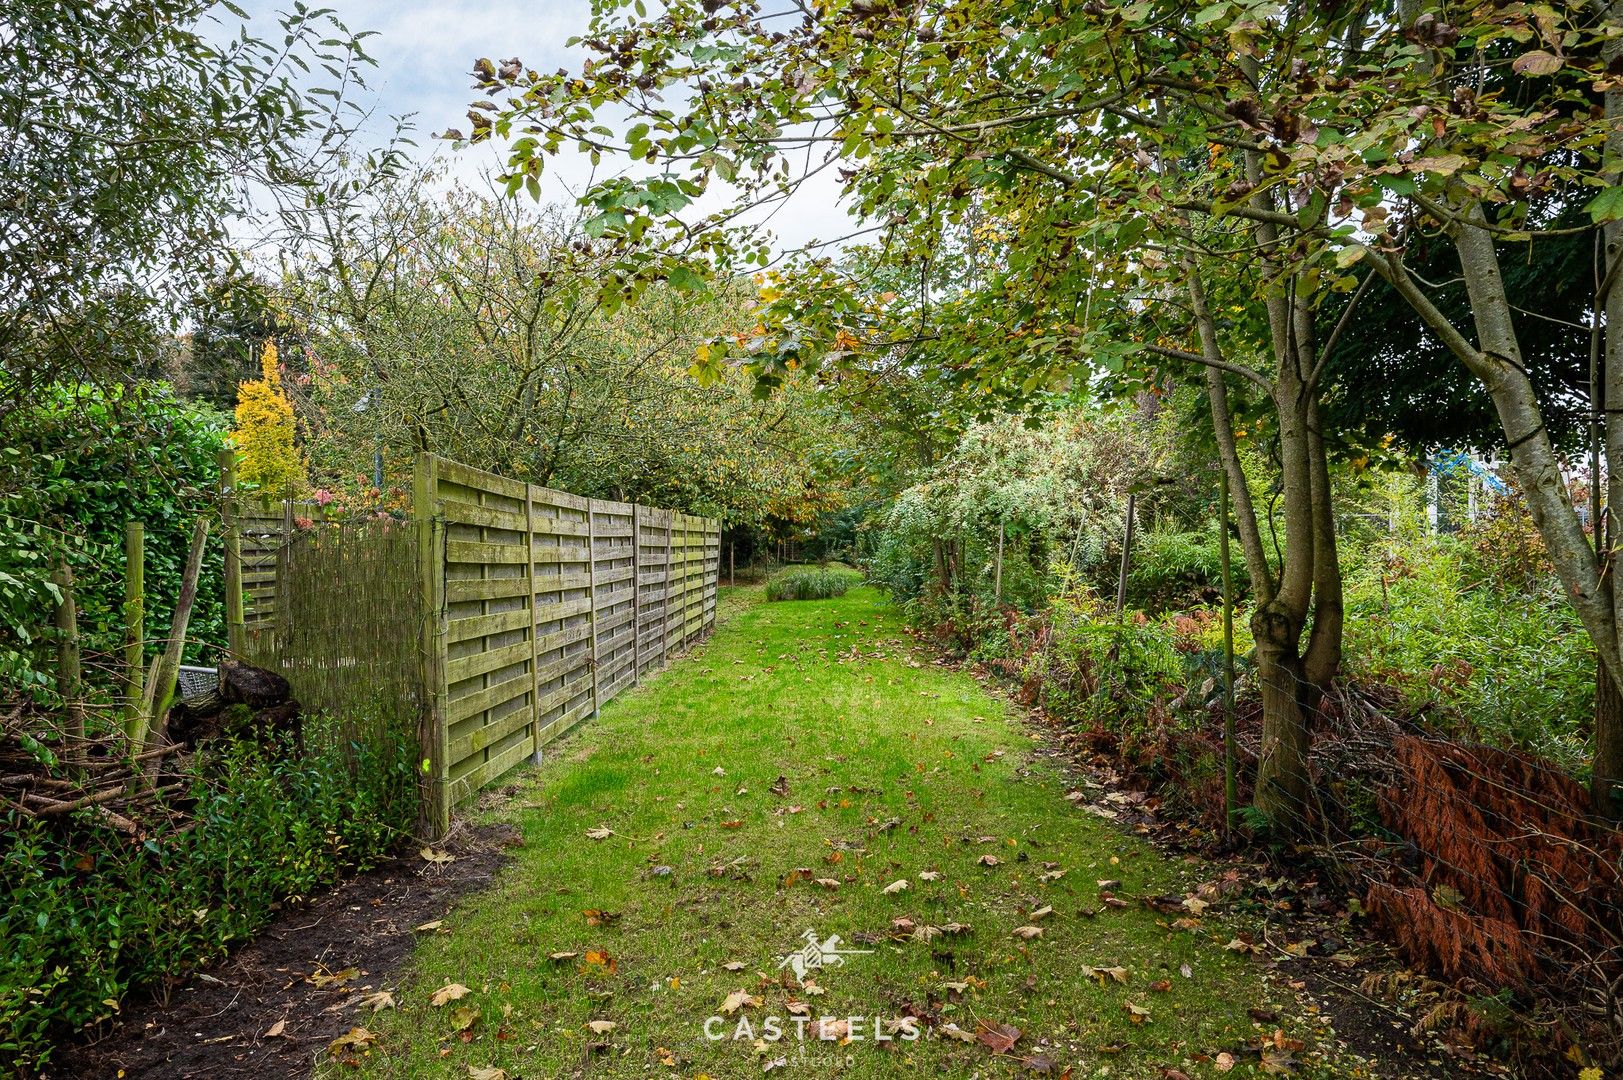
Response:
[765,565,863,602]
[330,587,1337,1078]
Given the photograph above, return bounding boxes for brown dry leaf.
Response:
[328,1027,378,1055]
[919,870,942,881]
[414,920,445,933]
[800,981,826,996]
[1182,896,1210,915]
[813,877,842,889]
[785,1001,812,1016]
[1214,1051,1236,1072]
[309,967,360,989]
[721,961,747,971]
[449,1005,480,1031]
[882,879,910,895]
[1083,965,1129,984]
[721,990,762,1015]
[1148,980,1172,993]
[585,827,614,840]
[264,1019,288,1039]
[359,991,397,1012]
[810,1018,850,1040]
[1038,868,1066,883]
[467,1067,510,1080]
[1029,905,1053,921]
[1012,925,1044,940]
[419,846,455,864]
[721,819,744,829]
[977,854,1002,867]
[549,951,580,962]
[430,983,472,1007]
[1123,1001,1151,1024]
[1259,1049,1297,1074]
[975,1020,1021,1054]
[939,1023,976,1043]
[584,950,618,972]
[586,1020,617,1034]
[583,909,622,927]
[770,775,790,796]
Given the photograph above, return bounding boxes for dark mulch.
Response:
[47,823,517,1080]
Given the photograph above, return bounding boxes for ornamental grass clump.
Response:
[765,566,860,601]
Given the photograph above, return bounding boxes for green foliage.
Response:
[1342,531,1592,771]
[0,715,415,1071]
[1025,588,1184,731]
[765,566,861,601]
[0,385,229,696]
[0,0,395,417]
[1127,525,1246,612]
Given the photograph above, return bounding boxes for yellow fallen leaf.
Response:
[359,991,396,1012]
[468,1066,509,1080]
[264,1019,287,1038]
[430,983,472,1007]
[721,989,761,1015]
[328,1027,378,1055]
[419,846,455,864]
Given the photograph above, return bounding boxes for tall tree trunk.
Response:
[1598,0,1623,815]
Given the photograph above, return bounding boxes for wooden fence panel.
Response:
[437,461,536,808]
[636,506,672,677]
[591,498,638,707]
[527,484,595,749]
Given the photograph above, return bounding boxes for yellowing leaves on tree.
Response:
[232,339,302,497]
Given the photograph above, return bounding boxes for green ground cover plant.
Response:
[0,713,416,1072]
[325,587,1349,1079]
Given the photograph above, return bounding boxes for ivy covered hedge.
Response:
[0,716,416,1072]
[0,385,229,693]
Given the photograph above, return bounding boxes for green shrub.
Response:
[0,713,415,1071]
[1127,525,1248,611]
[1025,588,1184,729]
[766,566,862,601]
[0,384,230,696]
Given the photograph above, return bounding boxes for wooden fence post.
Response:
[53,557,84,757]
[123,522,144,721]
[414,453,450,838]
[631,503,642,684]
[219,448,244,654]
[663,511,673,665]
[523,484,543,763]
[587,500,601,717]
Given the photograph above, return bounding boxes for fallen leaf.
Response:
[939,1023,976,1043]
[882,879,910,894]
[548,951,579,962]
[977,854,1002,867]
[810,1018,850,1040]
[770,775,790,796]
[586,1020,617,1034]
[1123,1001,1151,1024]
[975,1020,1021,1053]
[430,983,471,1007]
[813,877,842,889]
[585,827,614,840]
[468,1067,509,1080]
[449,1005,480,1031]
[309,967,360,989]
[720,990,761,1015]
[359,991,397,1012]
[414,920,444,933]
[1214,1051,1236,1072]
[1029,905,1053,921]
[328,1027,378,1055]
[584,950,618,972]
[1012,925,1044,940]
[721,961,747,971]
[264,1019,287,1039]
[919,870,942,881]
[419,846,455,864]
[1149,979,1172,992]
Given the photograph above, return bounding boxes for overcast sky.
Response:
[230,0,850,254]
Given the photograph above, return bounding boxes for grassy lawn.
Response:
[330,585,1333,1079]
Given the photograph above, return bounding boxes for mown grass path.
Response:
[334,586,1335,1078]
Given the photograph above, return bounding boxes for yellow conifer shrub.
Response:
[232,339,302,496]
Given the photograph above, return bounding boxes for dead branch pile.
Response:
[0,660,301,834]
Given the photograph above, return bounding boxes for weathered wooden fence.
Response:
[225,453,720,834]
